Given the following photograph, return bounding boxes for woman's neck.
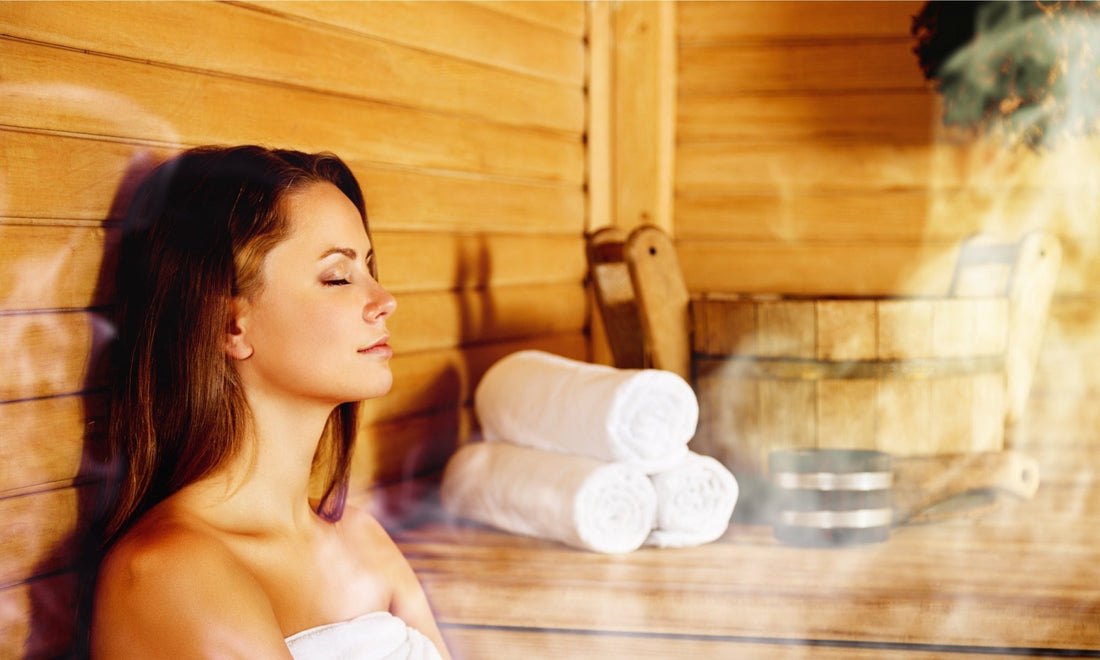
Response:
[179,395,337,538]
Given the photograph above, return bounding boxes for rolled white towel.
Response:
[440,442,658,554]
[474,350,698,473]
[645,452,739,548]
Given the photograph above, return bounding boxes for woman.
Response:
[90,145,451,659]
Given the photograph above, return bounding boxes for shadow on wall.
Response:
[369,233,495,527]
[26,151,161,660]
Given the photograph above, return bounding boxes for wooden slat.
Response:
[388,283,587,355]
[253,1,584,85]
[678,140,1100,194]
[359,168,584,235]
[678,91,938,144]
[0,130,582,230]
[677,0,924,42]
[677,240,961,297]
[397,516,1100,651]
[2,284,584,403]
[675,189,1099,243]
[0,41,583,184]
[677,142,958,193]
[0,394,102,496]
[479,1,586,37]
[0,311,105,402]
[0,223,117,312]
[0,486,86,590]
[0,130,173,223]
[0,3,584,133]
[0,224,587,315]
[678,41,925,95]
[611,1,677,232]
[438,625,1049,660]
[376,233,586,295]
[0,573,76,660]
[678,239,1096,298]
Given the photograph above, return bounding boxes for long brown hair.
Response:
[102,145,373,546]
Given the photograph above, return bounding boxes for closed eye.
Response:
[323,278,351,287]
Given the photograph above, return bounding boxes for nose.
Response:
[364,278,397,322]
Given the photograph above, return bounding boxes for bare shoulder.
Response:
[92,510,292,659]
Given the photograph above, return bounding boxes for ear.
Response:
[225,297,254,360]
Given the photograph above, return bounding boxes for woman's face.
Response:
[232,181,397,407]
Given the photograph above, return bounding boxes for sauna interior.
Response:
[3,1,1100,658]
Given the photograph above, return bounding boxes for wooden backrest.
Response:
[587,225,692,382]
[950,231,1062,424]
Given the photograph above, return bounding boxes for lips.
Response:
[358,335,392,357]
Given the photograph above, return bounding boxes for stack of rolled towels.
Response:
[440,350,739,553]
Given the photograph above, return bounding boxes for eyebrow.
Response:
[318,247,358,261]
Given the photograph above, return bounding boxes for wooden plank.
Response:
[0,486,86,589]
[0,129,582,229]
[624,226,690,379]
[253,1,585,84]
[815,300,876,361]
[677,139,1100,193]
[816,380,877,450]
[678,239,1099,299]
[677,142,958,193]
[439,624,1047,660]
[678,91,938,144]
[0,224,587,314]
[678,41,926,95]
[1,284,585,403]
[674,189,1100,243]
[0,573,76,660]
[677,1,924,42]
[586,1,613,233]
[677,240,961,297]
[388,283,587,354]
[756,301,815,358]
[0,310,106,402]
[0,130,174,223]
[479,1,586,37]
[396,496,1100,651]
[361,165,584,235]
[375,233,587,294]
[612,1,676,232]
[0,223,117,311]
[0,394,102,496]
[0,3,584,133]
[0,41,583,184]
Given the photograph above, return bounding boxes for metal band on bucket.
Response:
[771,471,893,492]
[770,449,894,547]
[777,507,894,529]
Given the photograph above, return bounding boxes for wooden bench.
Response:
[388,441,1100,658]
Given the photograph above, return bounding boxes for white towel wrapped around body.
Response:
[474,350,699,474]
[440,442,658,554]
[645,452,739,548]
[285,611,441,660]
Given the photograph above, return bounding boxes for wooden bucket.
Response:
[691,293,1011,476]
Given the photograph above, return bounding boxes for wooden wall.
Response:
[0,2,588,656]
[673,1,1100,446]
